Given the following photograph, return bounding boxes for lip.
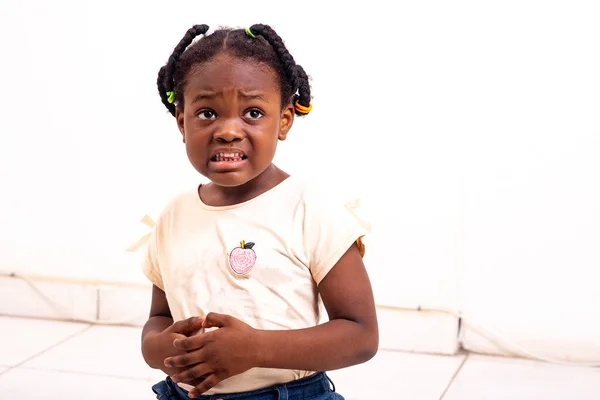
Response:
[208,158,248,171]
[208,147,248,171]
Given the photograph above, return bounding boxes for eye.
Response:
[197,109,217,120]
[244,109,264,120]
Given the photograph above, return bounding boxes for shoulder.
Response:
[292,175,372,235]
[153,186,199,228]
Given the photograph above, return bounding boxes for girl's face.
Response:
[176,54,294,189]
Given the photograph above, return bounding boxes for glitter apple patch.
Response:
[228,240,256,276]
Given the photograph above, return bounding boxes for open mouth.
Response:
[210,152,248,162]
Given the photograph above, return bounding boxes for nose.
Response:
[213,117,244,143]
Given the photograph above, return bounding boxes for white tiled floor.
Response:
[328,350,466,399]
[0,368,158,400]
[1,316,88,366]
[22,324,165,381]
[1,316,599,399]
[443,354,600,400]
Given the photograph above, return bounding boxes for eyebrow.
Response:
[240,92,269,103]
[239,92,268,102]
[190,91,269,104]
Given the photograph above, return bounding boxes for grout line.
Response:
[0,314,92,326]
[13,365,162,383]
[438,352,469,400]
[0,324,93,377]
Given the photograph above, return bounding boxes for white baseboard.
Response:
[0,275,150,326]
[461,325,600,365]
[0,275,99,322]
[377,307,459,355]
[0,275,459,356]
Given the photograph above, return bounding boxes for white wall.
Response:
[1,1,599,362]
[457,2,600,362]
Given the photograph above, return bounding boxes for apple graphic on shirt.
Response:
[229,240,256,275]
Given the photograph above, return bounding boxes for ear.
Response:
[278,103,295,141]
[176,107,185,143]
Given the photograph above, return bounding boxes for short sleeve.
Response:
[304,194,371,285]
[141,223,165,291]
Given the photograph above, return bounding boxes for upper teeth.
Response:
[214,152,243,161]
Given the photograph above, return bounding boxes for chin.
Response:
[208,173,253,188]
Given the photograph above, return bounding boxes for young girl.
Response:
[140,23,378,399]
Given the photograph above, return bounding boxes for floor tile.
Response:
[328,350,466,400]
[21,324,165,381]
[443,354,600,400]
[1,316,88,366]
[0,367,157,400]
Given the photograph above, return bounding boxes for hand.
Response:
[149,316,205,354]
[144,316,205,384]
[164,316,205,339]
[165,313,261,397]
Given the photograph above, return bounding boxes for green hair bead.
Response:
[166,91,175,104]
[245,27,256,39]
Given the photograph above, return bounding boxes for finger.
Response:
[172,335,204,351]
[167,317,204,335]
[189,374,223,398]
[171,363,212,387]
[173,329,221,352]
[187,377,206,388]
[173,329,215,351]
[165,349,204,368]
[202,312,232,329]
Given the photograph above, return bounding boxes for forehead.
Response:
[184,54,281,96]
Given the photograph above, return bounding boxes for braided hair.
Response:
[157,24,312,118]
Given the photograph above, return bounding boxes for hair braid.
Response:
[157,66,174,116]
[294,64,311,109]
[157,24,209,116]
[249,24,312,115]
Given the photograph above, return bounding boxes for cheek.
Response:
[184,118,210,144]
[184,114,202,132]
[261,139,279,162]
[185,143,199,164]
[185,136,209,165]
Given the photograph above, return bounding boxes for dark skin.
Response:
[141,286,203,380]
[141,54,379,398]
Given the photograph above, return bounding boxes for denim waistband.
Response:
[152,371,336,400]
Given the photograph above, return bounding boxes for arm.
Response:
[255,242,379,371]
[141,285,203,376]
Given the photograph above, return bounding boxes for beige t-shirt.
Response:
[142,176,368,394]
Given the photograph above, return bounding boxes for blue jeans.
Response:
[151,372,344,400]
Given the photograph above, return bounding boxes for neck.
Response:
[201,164,289,206]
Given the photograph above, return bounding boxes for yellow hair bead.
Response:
[294,101,312,114]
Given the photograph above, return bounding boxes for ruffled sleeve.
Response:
[126,214,165,290]
[304,194,372,285]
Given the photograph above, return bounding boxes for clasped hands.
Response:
[163,313,260,398]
